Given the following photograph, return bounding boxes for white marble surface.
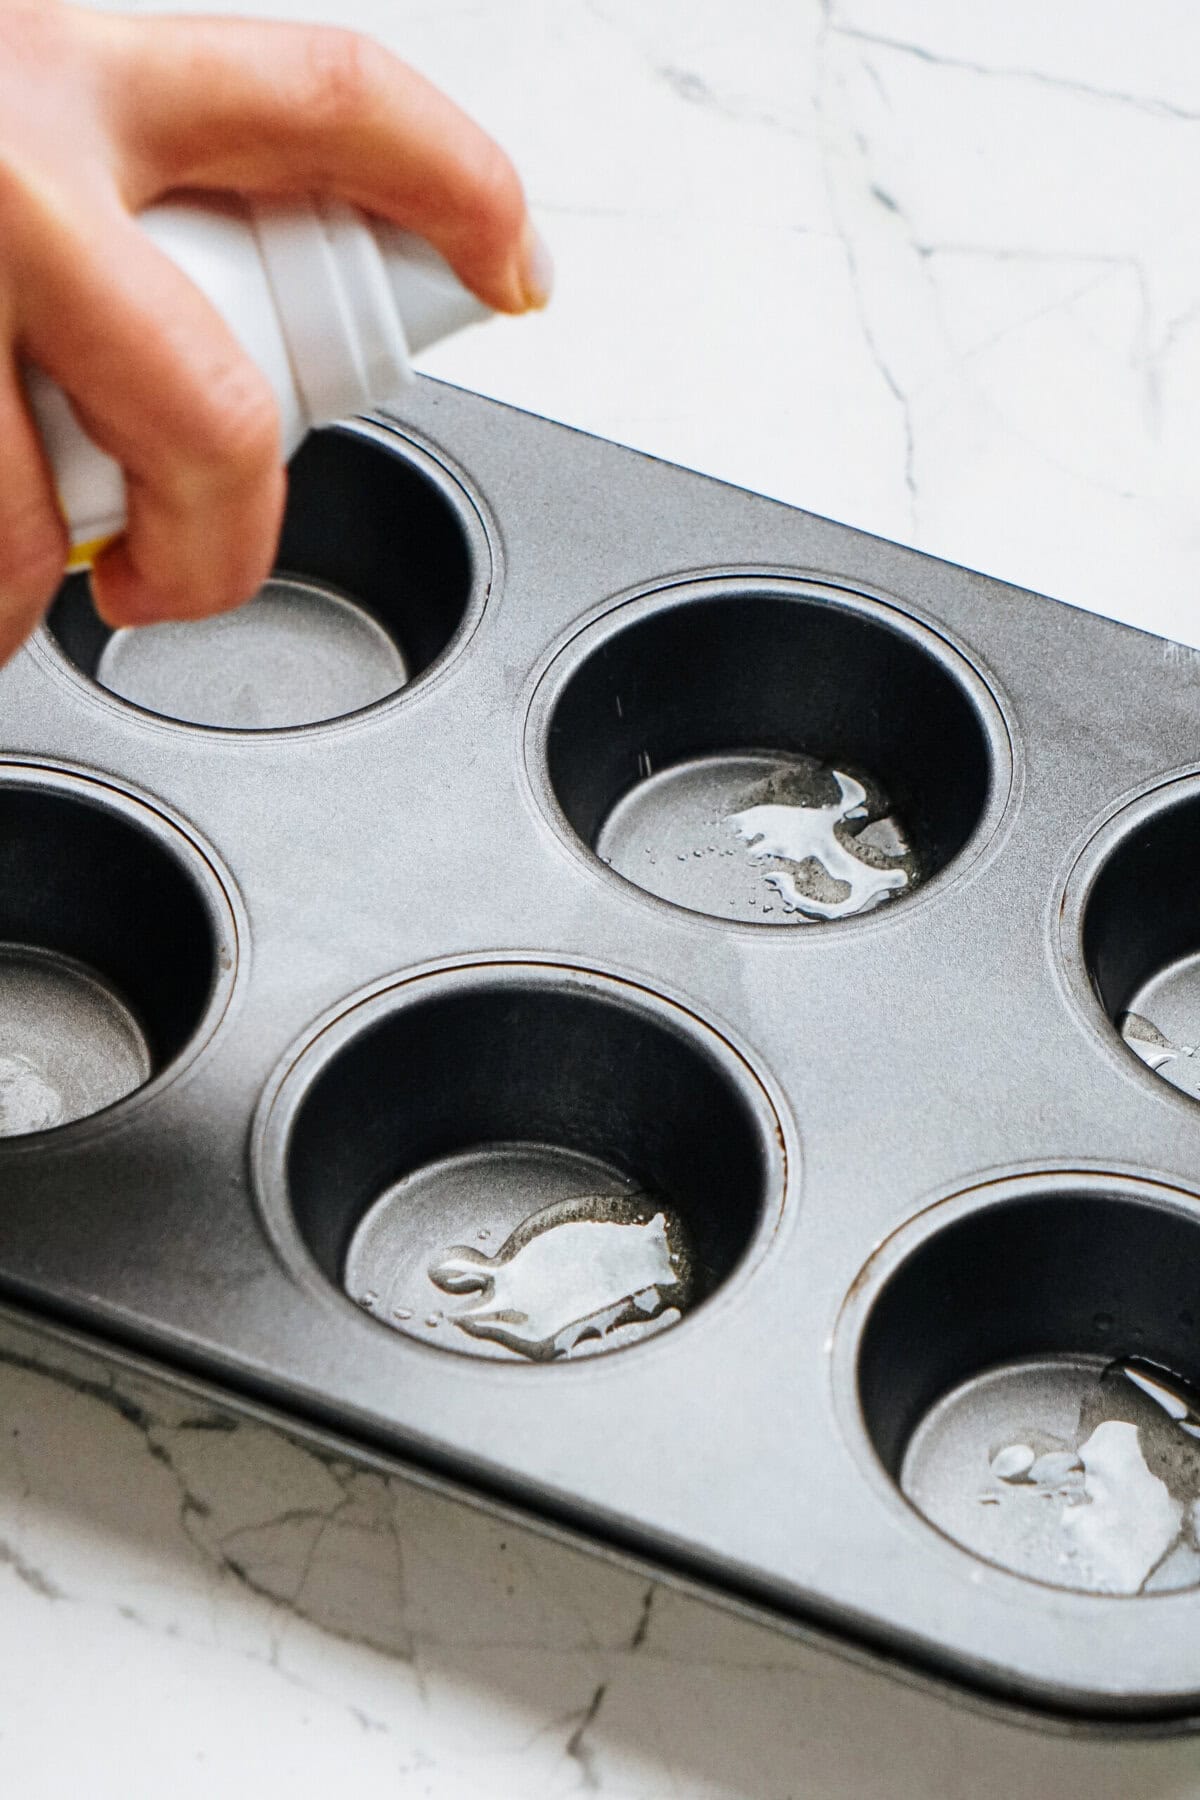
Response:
[7,1,1200,1793]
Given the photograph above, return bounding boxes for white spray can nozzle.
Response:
[373,221,493,355]
[248,195,491,424]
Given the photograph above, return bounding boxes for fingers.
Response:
[94,13,550,312]
[0,2,548,659]
[15,202,285,626]
[0,352,69,661]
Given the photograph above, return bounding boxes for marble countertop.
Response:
[8,1,1200,1793]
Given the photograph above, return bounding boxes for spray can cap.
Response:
[250,197,491,427]
[373,221,492,355]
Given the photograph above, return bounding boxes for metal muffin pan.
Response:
[3,379,1200,1726]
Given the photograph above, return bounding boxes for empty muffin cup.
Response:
[0,766,233,1134]
[45,422,487,730]
[1078,778,1200,1102]
[533,579,1004,926]
[854,1177,1200,1595]
[256,962,784,1363]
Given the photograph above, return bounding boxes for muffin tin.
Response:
[3,378,1200,1726]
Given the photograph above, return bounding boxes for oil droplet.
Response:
[726,769,913,922]
[425,1312,441,1328]
[1029,1450,1081,1486]
[990,1443,1035,1482]
[1064,1421,1180,1593]
[428,1194,694,1363]
[391,1306,412,1321]
[968,1361,1200,1594]
[1119,1363,1200,1439]
[356,1290,378,1312]
[1120,1010,1193,1072]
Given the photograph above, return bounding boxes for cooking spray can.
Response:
[25,194,491,568]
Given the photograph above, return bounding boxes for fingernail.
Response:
[519,222,554,310]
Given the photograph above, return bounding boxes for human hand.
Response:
[0,0,549,657]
